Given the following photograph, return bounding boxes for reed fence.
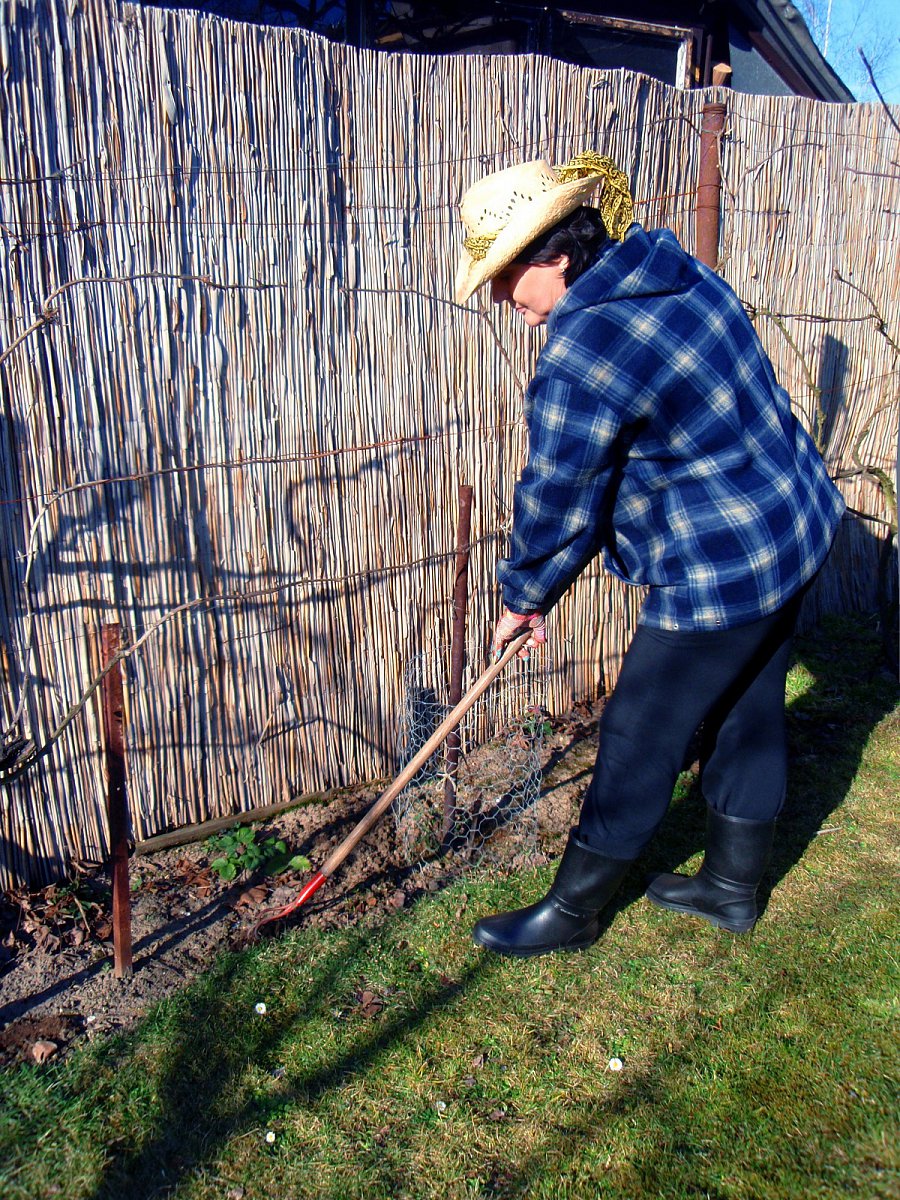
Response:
[0,0,896,887]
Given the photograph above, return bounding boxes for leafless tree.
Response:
[795,0,900,103]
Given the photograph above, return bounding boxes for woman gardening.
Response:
[455,153,844,958]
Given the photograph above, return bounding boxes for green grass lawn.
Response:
[1,615,897,1200]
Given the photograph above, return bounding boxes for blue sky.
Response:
[799,0,900,103]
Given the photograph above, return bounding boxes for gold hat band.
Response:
[463,233,497,262]
[461,152,634,265]
[554,151,634,243]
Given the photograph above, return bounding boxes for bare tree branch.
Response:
[859,48,900,137]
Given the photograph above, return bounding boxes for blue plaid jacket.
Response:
[498,226,845,631]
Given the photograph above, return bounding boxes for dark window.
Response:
[551,13,689,83]
[138,1,348,38]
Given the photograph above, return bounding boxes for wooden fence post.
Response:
[101,624,133,979]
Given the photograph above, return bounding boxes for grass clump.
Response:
[0,615,897,1200]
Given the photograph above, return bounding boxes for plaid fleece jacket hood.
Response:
[498,226,845,630]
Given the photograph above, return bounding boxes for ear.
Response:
[555,254,570,275]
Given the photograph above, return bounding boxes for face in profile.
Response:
[490,258,569,327]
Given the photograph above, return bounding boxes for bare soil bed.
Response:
[0,703,603,1067]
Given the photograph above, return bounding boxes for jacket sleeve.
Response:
[497,371,631,613]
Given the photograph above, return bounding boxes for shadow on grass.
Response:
[72,616,895,1200]
[72,877,644,1200]
[78,920,498,1200]
[642,614,899,912]
[74,895,646,1200]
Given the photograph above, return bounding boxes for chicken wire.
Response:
[393,647,547,865]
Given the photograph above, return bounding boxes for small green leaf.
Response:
[210,857,237,881]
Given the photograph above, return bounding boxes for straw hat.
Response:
[454,152,634,304]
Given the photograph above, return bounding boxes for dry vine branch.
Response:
[834,270,900,358]
[747,305,827,449]
[343,284,528,393]
[0,596,214,781]
[748,295,898,540]
[830,271,900,534]
[0,537,505,781]
[0,272,286,370]
[0,425,514,511]
[0,270,521,764]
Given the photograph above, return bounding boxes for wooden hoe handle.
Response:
[252,632,531,931]
[319,631,531,876]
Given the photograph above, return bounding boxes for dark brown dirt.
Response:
[0,703,603,1066]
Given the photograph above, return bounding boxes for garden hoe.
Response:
[250,632,531,939]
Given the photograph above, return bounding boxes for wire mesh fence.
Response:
[393,647,547,866]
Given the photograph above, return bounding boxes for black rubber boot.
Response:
[472,829,632,958]
[646,807,776,933]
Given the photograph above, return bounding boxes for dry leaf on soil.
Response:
[355,989,384,1018]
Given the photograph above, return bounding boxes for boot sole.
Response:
[646,892,756,934]
[471,929,598,958]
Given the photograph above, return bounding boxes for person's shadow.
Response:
[638,611,899,913]
[759,613,898,916]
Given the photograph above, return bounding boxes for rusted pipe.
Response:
[101,624,133,980]
[443,484,474,845]
[696,102,726,270]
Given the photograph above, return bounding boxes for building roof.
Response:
[731,0,855,101]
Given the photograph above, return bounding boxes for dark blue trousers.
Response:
[577,591,804,860]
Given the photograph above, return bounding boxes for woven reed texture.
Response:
[0,0,896,886]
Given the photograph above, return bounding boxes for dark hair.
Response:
[514,205,608,285]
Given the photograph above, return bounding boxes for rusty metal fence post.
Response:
[101,623,133,979]
[442,483,474,846]
[697,101,727,269]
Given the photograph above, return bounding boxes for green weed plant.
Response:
[206,825,310,881]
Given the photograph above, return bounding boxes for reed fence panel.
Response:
[0,0,896,886]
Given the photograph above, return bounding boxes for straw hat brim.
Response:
[454,173,605,305]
